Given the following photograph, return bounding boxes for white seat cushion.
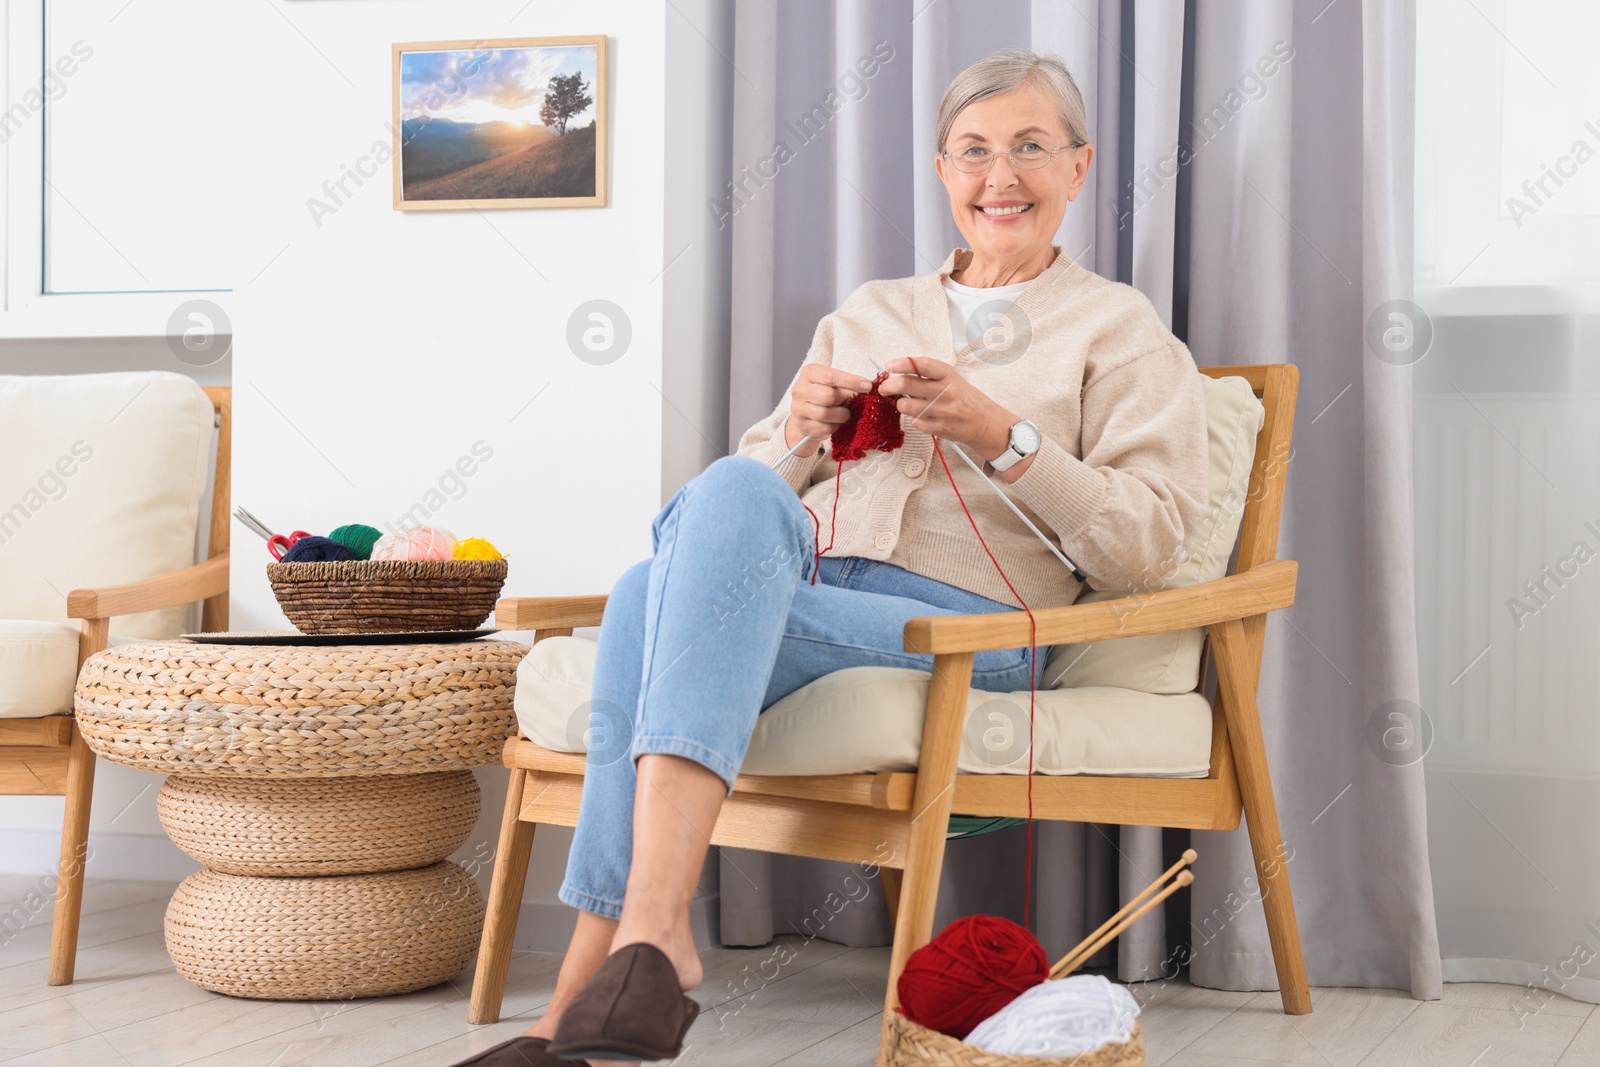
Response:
[1042,374,1267,694]
[514,635,1212,777]
[0,371,213,639]
[0,620,80,718]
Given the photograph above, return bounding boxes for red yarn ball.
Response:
[830,371,905,461]
[896,914,1049,1039]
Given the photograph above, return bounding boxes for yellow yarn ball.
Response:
[452,537,504,561]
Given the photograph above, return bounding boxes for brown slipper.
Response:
[447,1034,566,1066]
[546,942,699,1062]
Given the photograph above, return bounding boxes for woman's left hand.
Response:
[881,356,1015,461]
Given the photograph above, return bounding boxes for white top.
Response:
[942,275,1033,353]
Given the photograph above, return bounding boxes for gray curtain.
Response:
[718,0,1441,1000]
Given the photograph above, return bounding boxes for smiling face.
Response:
[935,83,1093,272]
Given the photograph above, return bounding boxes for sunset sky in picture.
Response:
[401,45,597,127]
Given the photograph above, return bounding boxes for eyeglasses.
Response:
[942,141,1084,173]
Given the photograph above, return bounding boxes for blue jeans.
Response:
[558,454,1053,919]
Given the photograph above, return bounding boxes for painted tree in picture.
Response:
[540,72,593,136]
[399,42,599,202]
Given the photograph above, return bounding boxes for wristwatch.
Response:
[990,418,1041,472]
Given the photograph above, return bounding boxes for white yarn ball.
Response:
[965,974,1141,1057]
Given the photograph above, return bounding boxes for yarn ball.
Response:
[452,537,504,561]
[965,974,1141,1057]
[327,523,383,561]
[896,915,1049,1039]
[371,526,456,562]
[830,370,905,461]
[277,536,356,564]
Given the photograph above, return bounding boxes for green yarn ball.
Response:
[328,523,383,561]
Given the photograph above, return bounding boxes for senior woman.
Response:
[456,49,1208,1067]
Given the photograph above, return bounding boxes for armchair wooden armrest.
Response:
[490,559,1298,652]
[495,595,609,633]
[901,559,1297,654]
[66,553,230,623]
[65,552,230,665]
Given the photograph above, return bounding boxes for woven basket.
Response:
[76,639,526,777]
[156,770,480,876]
[165,861,484,1000]
[266,558,507,634]
[883,1013,1145,1067]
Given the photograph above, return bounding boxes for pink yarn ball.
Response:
[371,526,456,561]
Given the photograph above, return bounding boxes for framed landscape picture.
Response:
[392,35,607,210]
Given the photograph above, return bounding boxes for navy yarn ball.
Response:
[278,536,356,563]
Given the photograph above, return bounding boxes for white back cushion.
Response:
[0,372,213,638]
[1042,374,1266,694]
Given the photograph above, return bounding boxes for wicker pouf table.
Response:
[74,637,528,1000]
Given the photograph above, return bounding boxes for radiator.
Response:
[1414,391,1600,776]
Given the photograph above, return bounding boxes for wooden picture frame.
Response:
[391,35,608,211]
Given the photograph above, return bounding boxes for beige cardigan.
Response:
[735,245,1210,611]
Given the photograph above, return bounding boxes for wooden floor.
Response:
[1,876,1596,1065]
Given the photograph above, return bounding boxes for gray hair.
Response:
[935,50,1089,155]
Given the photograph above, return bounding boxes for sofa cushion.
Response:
[1041,374,1266,694]
[0,372,214,639]
[0,620,80,718]
[514,635,1212,777]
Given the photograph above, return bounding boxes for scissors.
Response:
[234,507,311,561]
[267,530,312,561]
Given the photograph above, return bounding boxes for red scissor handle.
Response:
[268,531,312,561]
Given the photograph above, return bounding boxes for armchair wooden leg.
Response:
[1213,619,1312,1015]
[468,767,539,1024]
[879,866,902,930]
[48,726,95,986]
[878,651,973,1065]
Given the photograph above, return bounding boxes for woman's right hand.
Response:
[784,365,874,457]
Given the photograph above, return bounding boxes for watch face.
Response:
[1012,420,1041,453]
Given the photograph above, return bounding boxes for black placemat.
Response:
[180,628,500,645]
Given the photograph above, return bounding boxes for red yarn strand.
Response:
[790,357,1041,928]
[925,434,1038,928]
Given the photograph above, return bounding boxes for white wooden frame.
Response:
[0,0,232,338]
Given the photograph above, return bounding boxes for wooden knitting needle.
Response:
[1049,848,1197,979]
[1051,869,1194,980]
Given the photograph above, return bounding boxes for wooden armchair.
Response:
[0,381,230,986]
[468,365,1307,1060]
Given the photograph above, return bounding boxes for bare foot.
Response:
[609,919,703,991]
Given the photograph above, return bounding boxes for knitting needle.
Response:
[769,355,1088,582]
[233,506,277,543]
[940,439,1087,582]
[1049,849,1197,978]
[1049,849,1198,979]
[1050,869,1195,980]
[879,356,1088,581]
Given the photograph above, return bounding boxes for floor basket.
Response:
[165,861,483,999]
[883,1013,1145,1067]
[156,770,480,876]
[266,558,507,634]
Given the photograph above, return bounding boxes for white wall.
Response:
[0,1,704,949]
[227,2,666,944]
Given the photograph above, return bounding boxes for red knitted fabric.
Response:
[829,371,905,461]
